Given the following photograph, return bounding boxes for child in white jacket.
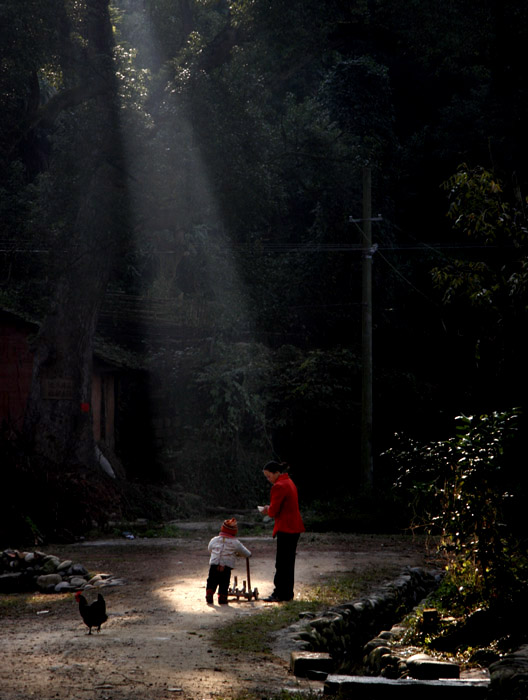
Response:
[206,518,251,604]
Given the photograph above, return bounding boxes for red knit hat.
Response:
[220,518,238,536]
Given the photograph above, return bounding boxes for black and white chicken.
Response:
[75,591,108,634]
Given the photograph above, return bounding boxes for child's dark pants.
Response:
[206,564,232,601]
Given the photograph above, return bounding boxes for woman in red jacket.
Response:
[260,461,305,602]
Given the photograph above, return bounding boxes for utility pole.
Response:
[361,166,374,492]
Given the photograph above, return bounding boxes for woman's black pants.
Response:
[273,531,300,601]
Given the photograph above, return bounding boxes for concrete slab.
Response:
[291,651,334,677]
[324,674,489,698]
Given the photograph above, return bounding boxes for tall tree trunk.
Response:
[24,165,121,468]
[23,0,126,472]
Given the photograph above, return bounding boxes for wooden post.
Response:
[361,166,374,491]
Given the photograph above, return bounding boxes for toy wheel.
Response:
[254,588,259,600]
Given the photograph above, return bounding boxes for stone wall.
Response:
[0,549,123,593]
[292,567,442,670]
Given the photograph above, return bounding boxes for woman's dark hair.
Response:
[263,461,289,473]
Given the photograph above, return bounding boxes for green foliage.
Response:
[3,0,528,532]
[388,409,527,608]
[143,341,362,508]
[268,347,359,416]
[194,341,271,444]
[428,164,528,421]
[264,346,361,498]
[432,165,528,307]
[442,166,522,242]
[320,55,396,163]
[305,493,408,534]
[143,341,272,507]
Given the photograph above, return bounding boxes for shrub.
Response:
[385,409,527,609]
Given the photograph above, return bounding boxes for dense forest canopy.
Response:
[1,0,528,538]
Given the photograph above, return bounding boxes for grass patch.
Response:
[213,566,402,655]
[0,591,74,619]
[306,564,404,606]
[212,599,320,653]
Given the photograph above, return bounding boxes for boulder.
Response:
[406,653,460,680]
[57,560,73,572]
[489,644,528,698]
[69,576,88,588]
[36,574,62,591]
[55,581,77,592]
[70,563,88,576]
[41,555,61,573]
[365,645,392,674]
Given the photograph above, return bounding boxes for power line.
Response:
[0,241,522,254]
[376,248,439,306]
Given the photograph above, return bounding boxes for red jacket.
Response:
[267,474,305,537]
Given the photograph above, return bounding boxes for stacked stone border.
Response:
[280,566,528,697]
[0,549,124,593]
[291,566,443,664]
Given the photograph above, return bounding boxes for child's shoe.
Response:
[206,589,214,604]
[218,594,228,605]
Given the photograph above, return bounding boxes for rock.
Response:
[290,651,334,677]
[57,560,73,572]
[378,629,396,640]
[113,578,125,588]
[489,644,528,698]
[311,614,342,630]
[380,653,404,679]
[68,576,88,588]
[363,637,393,655]
[379,624,406,641]
[36,574,62,591]
[406,653,460,680]
[41,556,61,573]
[366,645,392,674]
[1,549,111,594]
[91,578,110,587]
[390,625,407,637]
[55,581,77,592]
[70,563,88,576]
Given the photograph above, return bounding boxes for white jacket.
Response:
[208,535,251,569]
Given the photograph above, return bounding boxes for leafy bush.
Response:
[385,408,527,608]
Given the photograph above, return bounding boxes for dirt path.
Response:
[0,525,431,700]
